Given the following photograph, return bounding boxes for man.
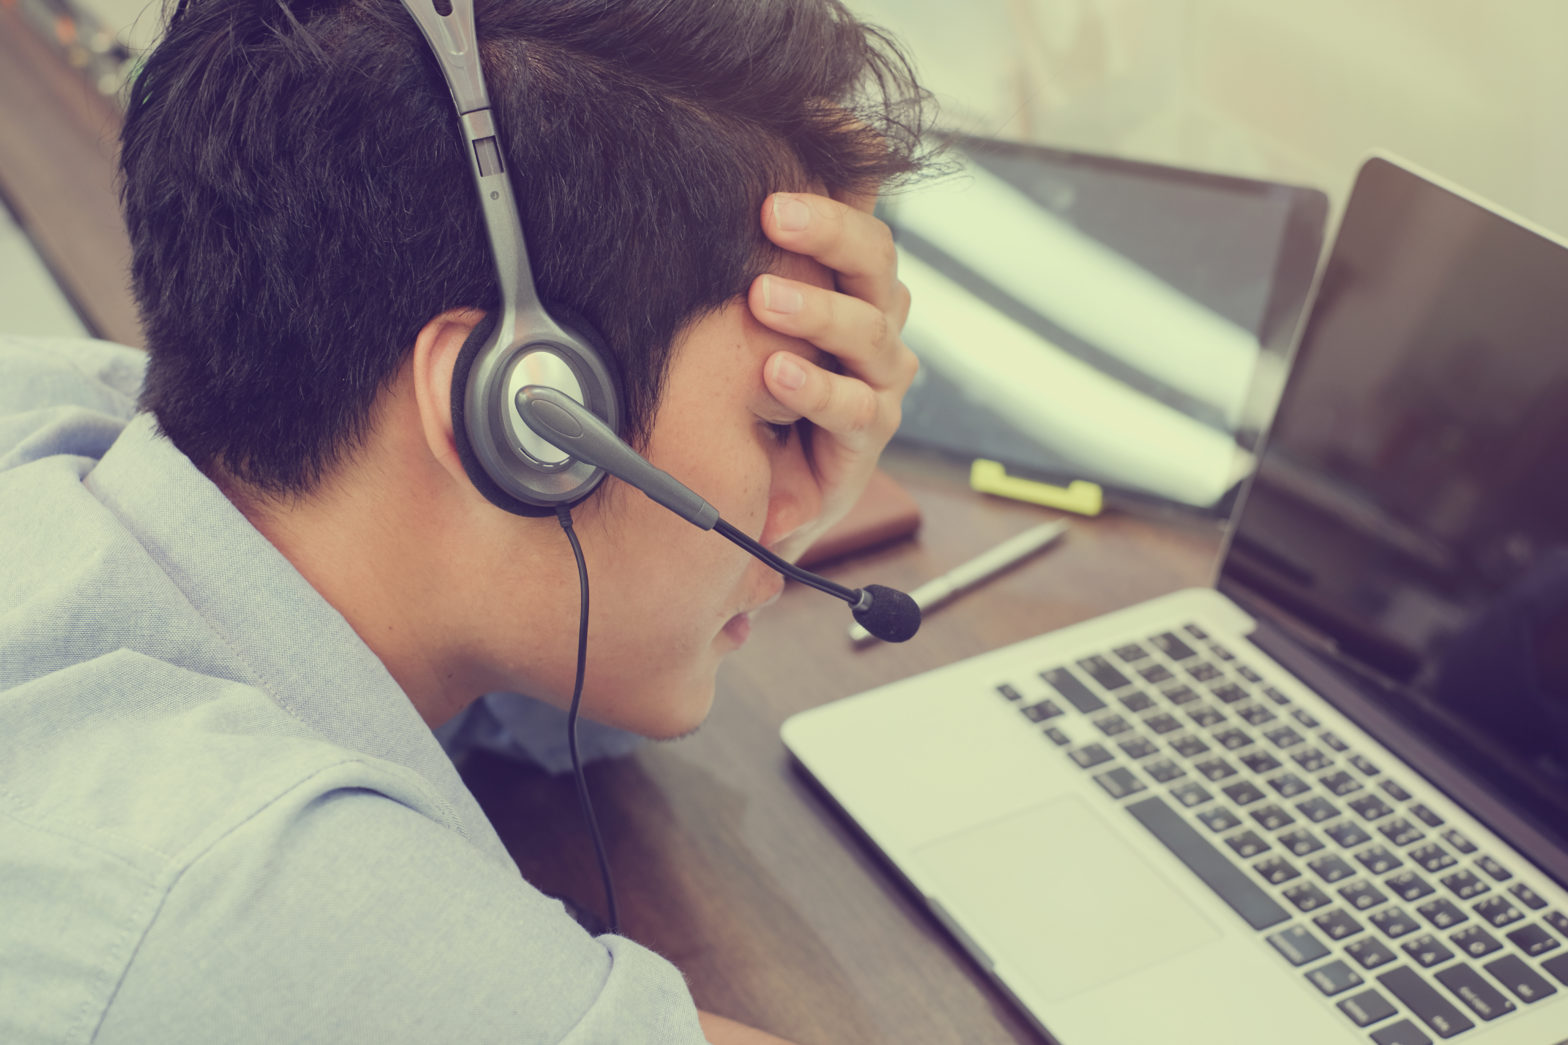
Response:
[0,0,931,1041]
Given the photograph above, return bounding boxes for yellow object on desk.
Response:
[969,459,1104,516]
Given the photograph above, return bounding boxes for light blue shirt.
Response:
[0,335,704,1043]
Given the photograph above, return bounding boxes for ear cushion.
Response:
[449,306,623,517]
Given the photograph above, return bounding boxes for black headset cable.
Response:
[555,506,620,936]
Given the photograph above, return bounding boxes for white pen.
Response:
[849,518,1070,645]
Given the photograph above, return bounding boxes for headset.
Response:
[398,0,921,643]
[398,0,918,938]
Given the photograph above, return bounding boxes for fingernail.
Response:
[762,275,803,314]
[773,195,811,232]
[773,356,806,390]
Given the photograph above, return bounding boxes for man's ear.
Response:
[411,308,485,487]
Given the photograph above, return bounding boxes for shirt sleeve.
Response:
[94,776,706,1045]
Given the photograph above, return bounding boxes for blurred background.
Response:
[5,0,1566,509]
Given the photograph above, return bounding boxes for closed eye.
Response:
[765,420,796,446]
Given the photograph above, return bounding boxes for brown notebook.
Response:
[798,468,922,569]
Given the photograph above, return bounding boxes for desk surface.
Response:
[461,448,1221,1045]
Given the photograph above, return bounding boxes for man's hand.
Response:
[747,190,917,561]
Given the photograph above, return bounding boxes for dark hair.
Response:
[120,0,934,495]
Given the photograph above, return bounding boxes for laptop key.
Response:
[1347,937,1398,970]
[1222,781,1266,805]
[1238,750,1281,773]
[1150,632,1197,661]
[1376,966,1474,1039]
[1378,818,1424,847]
[1161,684,1199,705]
[1213,728,1254,751]
[1267,923,1328,965]
[1338,987,1397,1027]
[1369,908,1420,939]
[1319,729,1349,752]
[1473,897,1521,928]
[1356,845,1402,875]
[1077,655,1132,691]
[1022,699,1064,723]
[1113,642,1150,663]
[1139,664,1174,684]
[1069,743,1115,768]
[1386,871,1435,903]
[1118,736,1160,760]
[1474,855,1511,882]
[1314,907,1364,941]
[1348,795,1395,821]
[1483,953,1557,1003]
[1125,795,1289,929]
[1225,830,1269,858]
[1292,747,1332,772]
[997,683,1024,702]
[1119,690,1156,713]
[1263,686,1292,707]
[1371,1019,1435,1045]
[1284,882,1332,912]
[1507,883,1546,910]
[1306,958,1363,996]
[1321,771,1363,796]
[1041,668,1105,713]
[1450,926,1502,959]
[1169,782,1212,808]
[1043,727,1071,747]
[1144,712,1182,734]
[1402,934,1454,969]
[1307,854,1356,883]
[1296,796,1340,823]
[1409,803,1444,828]
[1278,829,1323,857]
[1211,683,1248,704]
[1504,923,1558,956]
[1439,870,1488,901]
[1339,880,1388,911]
[1093,766,1147,800]
[1324,821,1372,848]
[1197,807,1242,832]
[1411,844,1457,873]
[1187,661,1221,682]
[1546,952,1568,986]
[1093,713,1133,737]
[1250,804,1295,832]
[1416,899,1466,930]
[1194,757,1238,781]
[1434,964,1515,1021]
[1169,734,1210,759]
[1255,855,1301,885]
[1545,910,1568,936]
[1442,829,1477,855]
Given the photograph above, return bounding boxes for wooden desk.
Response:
[460,449,1222,1045]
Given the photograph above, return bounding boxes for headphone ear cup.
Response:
[448,308,623,517]
[449,311,537,514]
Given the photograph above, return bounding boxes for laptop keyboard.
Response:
[998,622,1567,1045]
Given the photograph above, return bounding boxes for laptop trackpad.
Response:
[913,795,1221,1002]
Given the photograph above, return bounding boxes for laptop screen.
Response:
[1219,156,1568,865]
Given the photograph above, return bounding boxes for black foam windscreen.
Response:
[852,584,922,643]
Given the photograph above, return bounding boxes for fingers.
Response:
[748,273,915,389]
[764,351,896,453]
[761,192,903,317]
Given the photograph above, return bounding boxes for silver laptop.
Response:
[783,155,1568,1045]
